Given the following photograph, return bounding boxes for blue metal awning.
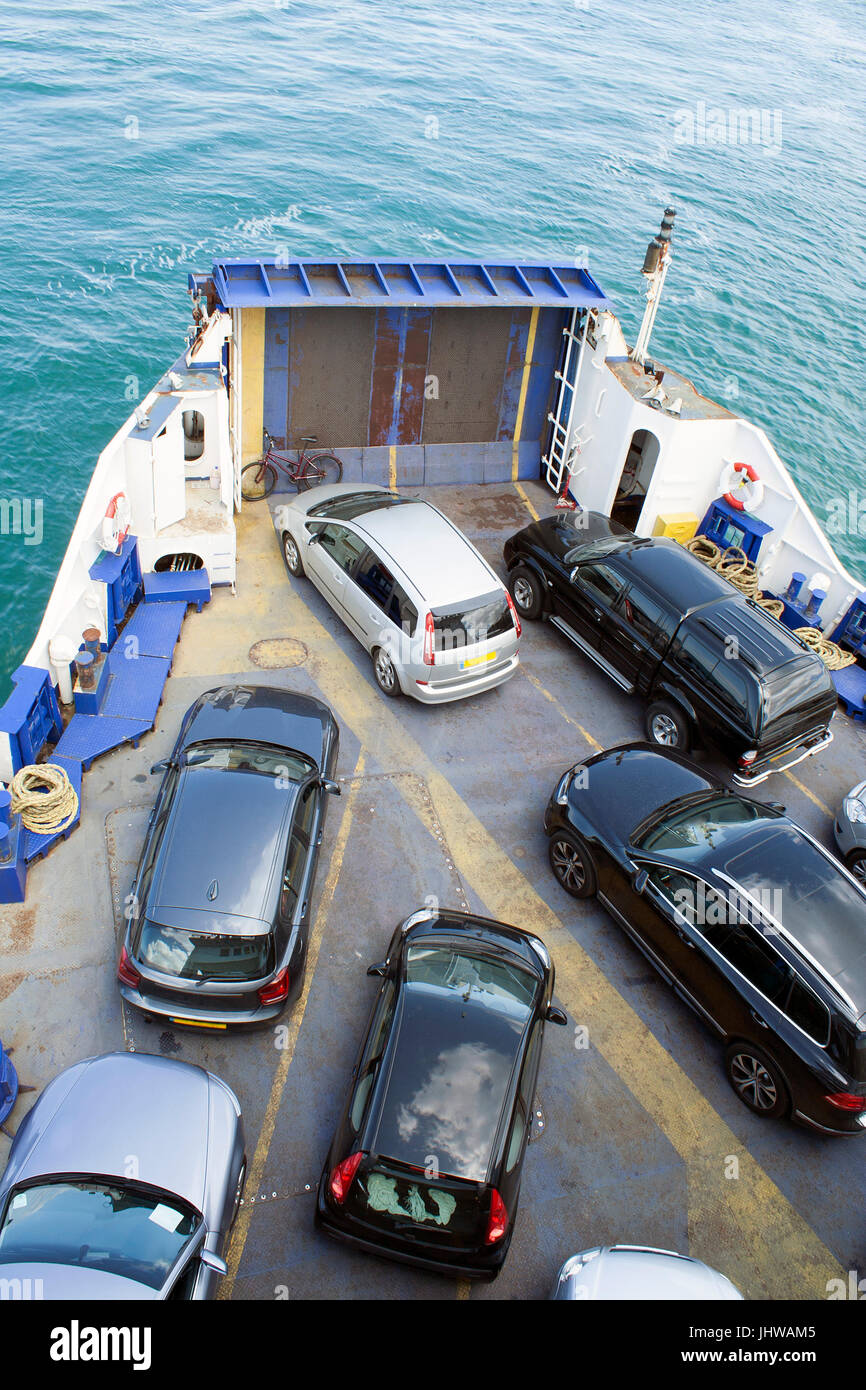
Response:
[189,257,610,310]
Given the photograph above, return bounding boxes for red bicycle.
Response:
[241,430,343,500]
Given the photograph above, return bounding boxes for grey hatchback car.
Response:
[117,684,340,1029]
[0,1052,245,1300]
[276,483,521,703]
[834,779,866,884]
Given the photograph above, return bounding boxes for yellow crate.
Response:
[653,512,700,543]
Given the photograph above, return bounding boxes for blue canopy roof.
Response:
[190,257,610,311]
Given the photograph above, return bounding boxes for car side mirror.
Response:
[150,758,170,774]
[320,778,341,796]
[546,1004,568,1026]
[306,531,321,546]
[633,868,649,895]
[366,961,388,978]
[200,1250,228,1277]
[569,565,580,585]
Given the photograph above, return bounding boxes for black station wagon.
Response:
[504,510,836,785]
[117,684,340,1030]
[544,743,866,1134]
[316,908,567,1278]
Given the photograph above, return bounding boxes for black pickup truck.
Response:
[503,511,836,785]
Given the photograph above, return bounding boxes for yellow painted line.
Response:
[521,665,602,752]
[514,481,540,521]
[511,307,539,482]
[219,752,366,1299]
[239,306,265,466]
[389,444,397,492]
[783,768,832,819]
[456,1278,471,1300]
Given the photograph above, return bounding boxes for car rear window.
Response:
[431,591,513,651]
[345,1160,484,1246]
[636,794,778,861]
[307,491,409,521]
[137,922,273,981]
[406,944,538,1016]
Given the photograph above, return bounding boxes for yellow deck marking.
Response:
[185,509,843,1298]
[783,768,832,819]
[521,666,602,752]
[219,752,366,1299]
[514,481,540,521]
[389,444,397,492]
[456,1279,471,1300]
[239,307,265,466]
[511,307,539,482]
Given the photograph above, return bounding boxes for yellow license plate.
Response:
[462,651,496,669]
[170,1017,227,1030]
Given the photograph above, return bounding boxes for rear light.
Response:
[824,1091,866,1113]
[505,589,521,638]
[329,1150,364,1204]
[258,968,290,1006]
[738,750,758,767]
[484,1187,509,1245]
[423,611,435,666]
[117,946,141,989]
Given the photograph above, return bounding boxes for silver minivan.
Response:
[275,485,521,702]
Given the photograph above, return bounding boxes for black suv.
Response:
[543,743,866,1134]
[504,510,836,785]
[316,908,566,1278]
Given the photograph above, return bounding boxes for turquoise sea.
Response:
[1,0,864,676]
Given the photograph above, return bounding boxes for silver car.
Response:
[552,1245,743,1300]
[276,484,520,702]
[834,780,866,884]
[0,1052,245,1300]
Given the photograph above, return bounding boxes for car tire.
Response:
[509,566,544,621]
[372,647,401,698]
[645,700,691,752]
[547,830,597,898]
[281,531,304,577]
[845,849,866,885]
[724,1042,789,1120]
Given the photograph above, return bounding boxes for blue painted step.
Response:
[833,663,866,721]
[101,651,171,723]
[144,569,210,611]
[120,600,186,661]
[22,754,84,863]
[53,714,150,770]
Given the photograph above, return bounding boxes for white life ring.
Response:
[720,460,764,513]
[102,492,131,553]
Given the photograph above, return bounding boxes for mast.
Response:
[632,207,676,367]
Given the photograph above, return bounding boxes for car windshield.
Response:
[0,1180,199,1291]
[406,944,538,1018]
[431,592,513,652]
[636,794,779,862]
[137,922,273,981]
[182,741,313,780]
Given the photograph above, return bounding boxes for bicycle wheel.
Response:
[298,453,343,491]
[241,461,278,501]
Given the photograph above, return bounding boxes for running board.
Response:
[548,616,635,692]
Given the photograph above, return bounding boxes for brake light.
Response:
[825,1091,866,1113]
[329,1150,364,1204]
[258,968,290,1006]
[423,611,435,666]
[738,750,758,767]
[117,946,141,988]
[505,589,521,638]
[484,1187,509,1244]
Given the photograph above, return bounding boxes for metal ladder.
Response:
[542,307,588,494]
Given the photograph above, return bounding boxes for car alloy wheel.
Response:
[846,850,866,884]
[651,712,679,745]
[513,576,534,610]
[548,833,596,898]
[725,1044,787,1119]
[283,533,302,575]
[373,648,400,697]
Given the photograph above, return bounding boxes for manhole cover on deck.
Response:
[249,638,308,669]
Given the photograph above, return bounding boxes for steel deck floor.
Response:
[2,479,865,1302]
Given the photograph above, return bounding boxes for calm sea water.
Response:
[1,0,864,676]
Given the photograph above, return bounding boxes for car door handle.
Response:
[750,1009,769,1028]
[591,606,603,619]
[674,928,696,949]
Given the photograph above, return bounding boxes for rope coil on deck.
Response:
[793,627,856,671]
[9,764,79,834]
[685,538,789,617]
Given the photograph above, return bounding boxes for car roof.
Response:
[149,766,296,934]
[349,498,500,606]
[563,1246,742,1300]
[0,1263,160,1300]
[369,959,535,1182]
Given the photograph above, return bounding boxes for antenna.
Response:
[632,207,676,368]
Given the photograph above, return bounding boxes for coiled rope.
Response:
[9,764,79,834]
[683,536,855,668]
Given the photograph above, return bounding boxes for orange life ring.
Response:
[720,461,764,513]
[102,492,131,554]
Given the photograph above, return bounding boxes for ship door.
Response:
[611,429,659,528]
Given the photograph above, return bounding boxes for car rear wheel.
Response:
[282,531,304,577]
[724,1043,789,1119]
[548,831,597,898]
[645,700,691,752]
[509,566,544,621]
[845,849,866,885]
[373,647,401,698]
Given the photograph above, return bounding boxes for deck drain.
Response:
[249,638,308,669]
[158,1031,181,1055]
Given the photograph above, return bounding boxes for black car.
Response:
[504,510,836,785]
[117,684,340,1029]
[316,908,567,1278]
[544,743,866,1134]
